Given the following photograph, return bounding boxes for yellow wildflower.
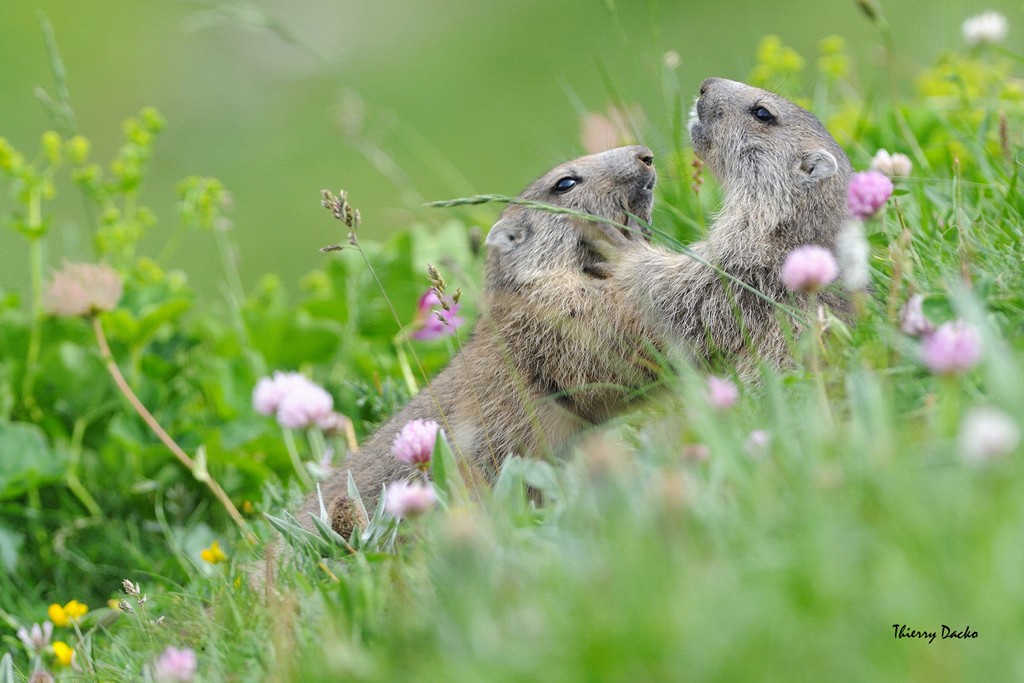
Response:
[47,600,89,628]
[200,540,227,565]
[52,641,74,667]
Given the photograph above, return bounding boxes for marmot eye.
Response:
[553,177,578,193]
[752,106,775,123]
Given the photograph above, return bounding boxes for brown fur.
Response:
[295,146,660,538]
[585,78,854,375]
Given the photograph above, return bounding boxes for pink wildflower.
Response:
[384,481,438,519]
[900,294,935,337]
[410,290,464,341]
[847,170,893,220]
[392,419,441,468]
[276,382,335,430]
[152,646,197,683]
[44,262,123,317]
[707,376,739,411]
[252,372,335,429]
[17,621,53,653]
[921,320,982,375]
[780,245,839,293]
[252,372,313,416]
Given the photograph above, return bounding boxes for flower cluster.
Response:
[410,290,465,341]
[385,481,438,519]
[44,262,123,317]
[920,321,983,375]
[962,10,1008,46]
[47,600,88,628]
[847,170,893,220]
[153,646,198,683]
[392,419,441,468]
[252,371,338,430]
[959,407,1020,464]
[870,149,913,178]
[707,376,739,411]
[200,539,227,565]
[781,245,839,293]
[17,621,53,653]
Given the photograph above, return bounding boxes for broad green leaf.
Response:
[0,421,65,499]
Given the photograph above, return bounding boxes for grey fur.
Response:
[587,78,854,375]
[296,146,661,538]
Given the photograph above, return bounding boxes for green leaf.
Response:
[245,309,343,368]
[0,421,65,499]
[0,652,14,683]
[0,524,23,574]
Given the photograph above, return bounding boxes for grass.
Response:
[2,7,1024,683]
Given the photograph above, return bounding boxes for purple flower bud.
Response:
[921,320,982,375]
[847,170,893,220]
[899,294,935,337]
[17,621,53,652]
[780,245,839,293]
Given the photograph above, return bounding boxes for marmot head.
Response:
[484,145,656,291]
[689,78,851,236]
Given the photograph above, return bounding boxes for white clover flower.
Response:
[959,407,1020,464]
[837,220,870,291]
[962,11,1008,46]
[870,148,913,178]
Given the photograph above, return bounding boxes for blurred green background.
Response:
[0,0,1016,297]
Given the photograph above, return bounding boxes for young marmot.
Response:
[585,78,854,375]
[298,145,660,537]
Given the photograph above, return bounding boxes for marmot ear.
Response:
[799,149,839,183]
[484,218,529,252]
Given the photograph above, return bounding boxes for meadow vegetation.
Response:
[1,4,1023,681]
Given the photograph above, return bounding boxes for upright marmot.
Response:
[297,146,660,537]
[585,78,853,374]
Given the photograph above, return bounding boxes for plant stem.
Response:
[283,428,314,489]
[66,417,103,517]
[214,225,249,342]
[91,315,256,543]
[21,188,45,420]
[394,340,419,396]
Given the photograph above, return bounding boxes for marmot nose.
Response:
[638,152,653,167]
[699,77,720,97]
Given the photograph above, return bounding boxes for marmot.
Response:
[297,145,660,538]
[584,78,854,374]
